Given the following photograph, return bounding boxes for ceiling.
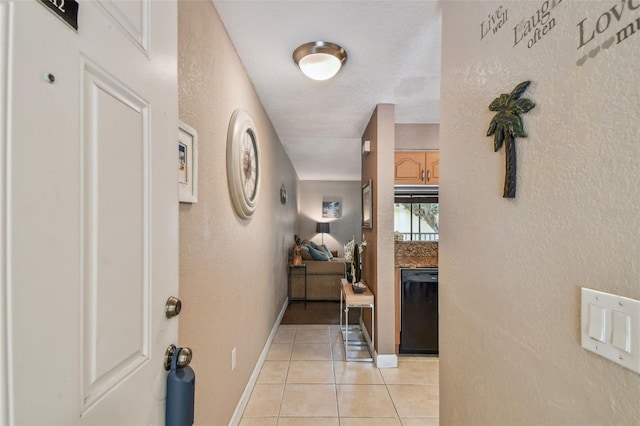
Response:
[212,0,442,181]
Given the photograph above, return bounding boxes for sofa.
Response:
[289,243,346,301]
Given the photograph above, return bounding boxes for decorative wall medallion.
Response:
[280,184,287,204]
[227,109,260,218]
[486,81,535,198]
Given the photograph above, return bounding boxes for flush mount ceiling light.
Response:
[293,41,348,81]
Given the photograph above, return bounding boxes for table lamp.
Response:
[316,222,330,244]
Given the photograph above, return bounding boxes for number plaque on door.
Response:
[39,0,79,31]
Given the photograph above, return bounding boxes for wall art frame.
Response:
[322,199,342,218]
[178,120,198,203]
[226,109,260,219]
[362,179,373,228]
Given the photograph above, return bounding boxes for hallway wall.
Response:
[362,105,396,359]
[395,123,439,150]
[440,1,640,424]
[177,1,298,423]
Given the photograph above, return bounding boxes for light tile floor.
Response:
[240,324,439,426]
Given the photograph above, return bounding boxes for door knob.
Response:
[164,344,193,370]
[165,296,182,318]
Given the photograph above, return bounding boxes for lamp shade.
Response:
[316,222,330,234]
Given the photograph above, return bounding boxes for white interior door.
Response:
[2,0,179,423]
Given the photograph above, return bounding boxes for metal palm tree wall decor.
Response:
[486,81,535,198]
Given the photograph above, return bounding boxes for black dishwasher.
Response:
[399,268,438,354]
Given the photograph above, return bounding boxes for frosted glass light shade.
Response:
[298,53,342,81]
[293,41,347,81]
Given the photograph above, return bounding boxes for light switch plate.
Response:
[581,288,640,374]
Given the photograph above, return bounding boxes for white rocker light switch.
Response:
[611,310,631,353]
[587,303,605,342]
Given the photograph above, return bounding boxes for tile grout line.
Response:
[276,325,296,422]
[383,372,402,422]
[332,328,340,421]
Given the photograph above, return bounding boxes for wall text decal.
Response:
[576,0,640,66]
[481,6,509,40]
[578,0,640,48]
[513,0,563,49]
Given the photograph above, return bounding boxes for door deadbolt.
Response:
[165,296,182,318]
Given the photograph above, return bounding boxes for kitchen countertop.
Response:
[395,241,438,268]
[396,257,438,268]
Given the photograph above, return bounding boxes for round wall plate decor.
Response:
[227,109,260,218]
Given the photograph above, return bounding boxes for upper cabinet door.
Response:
[394,151,439,185]
[425,151,439,185]
[394,151,426,184]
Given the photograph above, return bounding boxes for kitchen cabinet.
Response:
[394,151,439,185]
[425,151,439,185]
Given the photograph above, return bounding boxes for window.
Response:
[394,191,439,242]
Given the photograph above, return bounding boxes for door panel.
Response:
[97,0,149,51]
[81,59,151,411]
[4,0,178,423]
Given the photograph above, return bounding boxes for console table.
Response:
[340,278,374,362]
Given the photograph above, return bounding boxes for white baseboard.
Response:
[357,317,397,368]
[228,297,288,426]
[358,316,372,347]
[375,353,398,368]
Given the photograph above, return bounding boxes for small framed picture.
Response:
[362,179,372,228]
[322,199,342,218]
[178,121,198,203]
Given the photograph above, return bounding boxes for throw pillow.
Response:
[300,245,313,260]
[321,244,333,259]
[308,246,330,261]
[309,241,318,250]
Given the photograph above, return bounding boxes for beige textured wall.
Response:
[178,1,298,424]
[395,123,440,150]
[362,104,396,356]
[298,181,362,256]
[440,1,640,424]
